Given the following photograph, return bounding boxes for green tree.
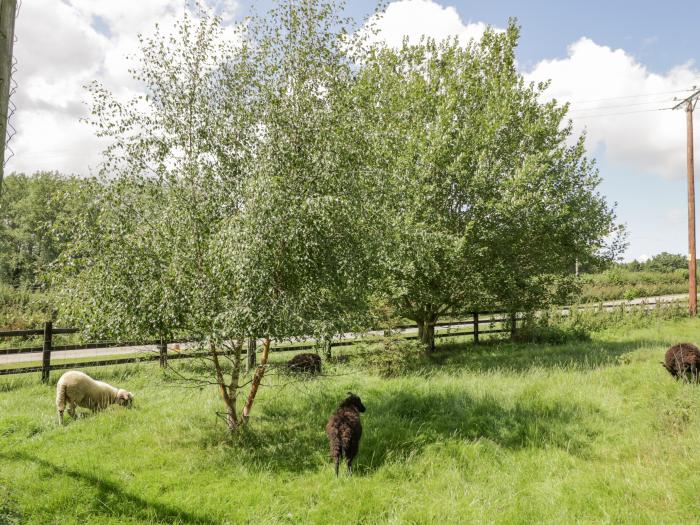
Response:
[0,172,98,286]
[56,1,380,431]
[355,22,619,351]
[642,252,688,273]
[55,9,255,429]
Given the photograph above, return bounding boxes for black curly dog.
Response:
[325,392,366,476]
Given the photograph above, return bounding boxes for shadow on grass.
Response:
[0,451,218,525]
[197,335,672,475]
[202,379,604,476]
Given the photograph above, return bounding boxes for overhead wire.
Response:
[568,98,679,111]
[558,88,700,119]
[563,87,697,105]
[569,107,674,120]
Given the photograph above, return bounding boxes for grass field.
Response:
[2,319,700,524]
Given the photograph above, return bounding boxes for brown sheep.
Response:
[287,353,322,374]
[325,392,366,476]
[663,343,700,383]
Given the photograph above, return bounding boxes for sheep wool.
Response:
[287,353,322,374]
[663,343,700,382]
[325,392,366,476]
[56,370,133,425]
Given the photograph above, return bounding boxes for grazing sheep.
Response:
[325,392,366,476]
[56,370,134,425]
[287,353,322,375]
[662,343,700,382]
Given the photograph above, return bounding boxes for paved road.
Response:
[0,294,688,366]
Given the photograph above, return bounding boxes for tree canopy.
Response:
[48,2,620,425]
[353,22,618,350]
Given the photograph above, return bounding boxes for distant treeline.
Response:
[0,172,98,328]
[0,172,98,287]
[578,252,690,302]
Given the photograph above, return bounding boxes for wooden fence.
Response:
[0,298,683,380]
[0,312,518,379]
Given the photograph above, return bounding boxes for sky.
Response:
[8,0,700,261]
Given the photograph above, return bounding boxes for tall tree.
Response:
[55,9,256,428]
[55,1,380,431]
[355,22,619,351]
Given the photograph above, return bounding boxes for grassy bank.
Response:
[2,318,700,524]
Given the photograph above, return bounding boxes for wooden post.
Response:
[473,312,479,344]
[673,89,700,316]
[246,338,256,372]
[687,100,697,317]
[510,312,517,339]
[0,0,16,191]
[41,321,52,383]
[158,340,167,368]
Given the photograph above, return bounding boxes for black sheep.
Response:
[287,353,322,374]
[325,392,366,476]
[663,343,700,382]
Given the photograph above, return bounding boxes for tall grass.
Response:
[2,318,700,523]
[579,269,687,302]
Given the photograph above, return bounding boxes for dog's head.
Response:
[342,391,366,413]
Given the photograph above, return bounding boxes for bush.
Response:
[358,336,425,377]
[513,323,590,345]
[0,284,54,330]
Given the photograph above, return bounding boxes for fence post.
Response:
[41,321,52,383]
[510,312,517,339]
[246,338,257,373]
[158,340,168,368]
[473,312,479,344]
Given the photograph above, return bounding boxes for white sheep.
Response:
[56,370,134,425]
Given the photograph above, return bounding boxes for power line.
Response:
[568,107,673,119]
[568,98,677,111]
[564,87,696,105]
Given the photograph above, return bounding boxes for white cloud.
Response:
[525,37,699,180]
[364,0,491,48]
[7,0,698,186]
[665,207,686,226]
[7,0,240,176]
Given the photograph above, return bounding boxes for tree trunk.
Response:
[242,337,271,424]
[210,341,239,432]
[421,320,436,353]
[417,315,437,353]
[246,338,257,373]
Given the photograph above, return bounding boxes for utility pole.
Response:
[0,0,16,192]
[674,87,700,316]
